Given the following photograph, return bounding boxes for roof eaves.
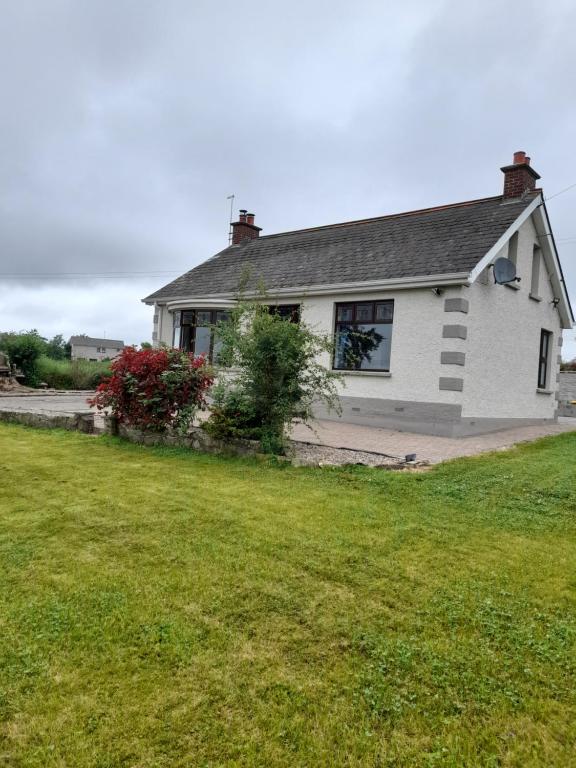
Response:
[150,272,471,307]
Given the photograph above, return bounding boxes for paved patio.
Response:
[1,391,575,464]
[291,418,576,464]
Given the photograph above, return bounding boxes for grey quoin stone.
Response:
[442,324,468,340]
[439,377,464,391]
[440,351,466,366]
[444,298,469,314]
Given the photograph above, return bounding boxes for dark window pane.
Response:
[216,311,229,323]
[181,326,192,352]
[337,305,353,322]
[181,310,194,324]
[538,329,551,388]
[194,326,211,356]
[375,302,394,321]
[355,303,372,322]
[334,323,391,371]
[334,327,353,369]
[196,311,212,326]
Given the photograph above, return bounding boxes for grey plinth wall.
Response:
[314,396,558,437]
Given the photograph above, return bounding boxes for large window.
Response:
[333,301,394,371]
[173,309,230,361]
[537,329,552,389]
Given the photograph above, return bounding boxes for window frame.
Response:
[537,329,552,389]
[172,308,230,362]
[333,300,394,372]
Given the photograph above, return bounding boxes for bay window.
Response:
[333,300,394,371]
[172,309,230,362]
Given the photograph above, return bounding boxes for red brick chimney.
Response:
[501,151,541,199]
[231,209,261,245]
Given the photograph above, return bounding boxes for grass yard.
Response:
[1,423,575,767]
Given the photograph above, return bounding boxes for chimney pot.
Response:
[513,150,527,165]
[246,213,255,225]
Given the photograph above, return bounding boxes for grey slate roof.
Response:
[144,194,536,302]
[69,336,124,348]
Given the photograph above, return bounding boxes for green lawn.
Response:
[1,423,575,767]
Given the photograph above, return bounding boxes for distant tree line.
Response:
[0,330,71,385]
[0,330,71,361]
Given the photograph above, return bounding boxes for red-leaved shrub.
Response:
[89,347,213,432]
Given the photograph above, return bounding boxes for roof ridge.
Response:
[258,194,509,240]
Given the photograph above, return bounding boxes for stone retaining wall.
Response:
[105,416,263,458]
[0,410,95,432]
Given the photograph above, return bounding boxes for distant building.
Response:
[69,335,124,362]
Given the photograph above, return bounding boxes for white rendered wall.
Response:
[299,288,463,405]
[156,304,173,346]
[156,290,463,405]
[462,216,561,419]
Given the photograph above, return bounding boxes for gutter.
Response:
[142,272,471,306]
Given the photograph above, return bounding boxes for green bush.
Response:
[36,356,112,390]
[203,299,341,454]
[203,383,262,442]
[0,331,46,385]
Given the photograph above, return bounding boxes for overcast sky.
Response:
[1,0,575,358]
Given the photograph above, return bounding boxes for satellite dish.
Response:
[492,257,518,285]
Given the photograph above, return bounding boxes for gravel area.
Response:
[289,440,419,468]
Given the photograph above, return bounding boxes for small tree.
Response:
[45,334,69,360]
[204,300,341,453]
[0,331,47,385]
[89,347,213,433]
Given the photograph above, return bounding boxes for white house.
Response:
[69,335,124,362]
[143,152,573,436]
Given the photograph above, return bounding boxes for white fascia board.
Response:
[151,272,470,307]
[166,297,238,311]
[468,194,542,283]
[532,202,574,328]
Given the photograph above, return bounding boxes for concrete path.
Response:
[0,392,93,415]
[1,392,575,464]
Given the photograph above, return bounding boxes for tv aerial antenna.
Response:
[227,194,235,244]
